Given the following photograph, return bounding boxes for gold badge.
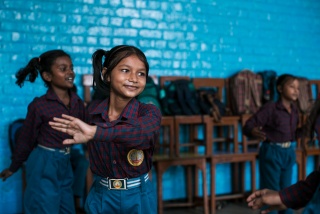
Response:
[127,149,144,166]
[112,180,122,189]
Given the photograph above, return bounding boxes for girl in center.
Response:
[243,74,300,214]
[49,45,161,214]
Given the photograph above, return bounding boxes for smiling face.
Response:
[278,79,300,102]
[42,56,75,90]
[107,55,147,100]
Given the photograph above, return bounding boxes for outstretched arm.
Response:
[247,189,287,214]
[0,169,13,181]
[49,114,97,145]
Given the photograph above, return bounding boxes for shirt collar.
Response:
[90,98,139,121]
[45,87,80,109]
[275,99,298,112]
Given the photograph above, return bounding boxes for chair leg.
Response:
[200,161,209,214]
[187,166,193,204]
[210,160,216,214]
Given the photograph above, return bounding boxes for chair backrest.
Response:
[309,80,320,99]
[240,114,260,153]
[192,78,225,102]
[9,119,25,153]
[153,116,175,160]
[159,76,190,89]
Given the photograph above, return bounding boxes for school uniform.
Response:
[9,88,87,214]
[279,168,320,210]
[243,100,299,214]
[85,98,161,214]
[70,145,89,197]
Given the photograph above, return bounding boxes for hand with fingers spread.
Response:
[0,169,13,181]
[49,114,97,145]
[247,189,287,213]
[251,126,266,141]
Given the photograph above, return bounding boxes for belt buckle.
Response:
[108,178,127,190]
[64,147,70,154]
[284,142,290,148]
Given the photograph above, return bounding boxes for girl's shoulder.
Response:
[138,102,162,117]
[261,100,277,110]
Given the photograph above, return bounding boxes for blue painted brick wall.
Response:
[1,0,320,212]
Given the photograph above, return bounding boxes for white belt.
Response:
[269,141,291,148]
[38,144,71,154]
[99,173,149,190]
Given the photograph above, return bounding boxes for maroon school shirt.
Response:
[279,167,320,209]
[86,98,161,179]
[9,88,87,172]
[243,100,299,142]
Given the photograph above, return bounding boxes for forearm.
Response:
[279,169,320,209]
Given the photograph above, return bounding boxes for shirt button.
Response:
[113,160,116,164]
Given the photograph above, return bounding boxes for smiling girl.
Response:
[0,50,87,214]
[49,45,161,214]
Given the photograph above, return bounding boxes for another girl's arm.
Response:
[50,104,161,149]
[1,100,41,180]
[279,168,320,209]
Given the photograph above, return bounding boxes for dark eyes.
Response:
[121,69,146,77]
[59,66,74,72]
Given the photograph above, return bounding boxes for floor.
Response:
[163,202,304,214]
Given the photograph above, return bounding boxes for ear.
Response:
[42,71,52,82]
[277,85,282,93]
[102,67,110,82]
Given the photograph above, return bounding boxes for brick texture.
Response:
[1,0,320,212]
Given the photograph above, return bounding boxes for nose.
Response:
[129,72,137,82]
[67,67,75,75]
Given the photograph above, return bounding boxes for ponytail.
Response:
[92,49,110,99]
[15,57,41,87]
[15,50,70,88]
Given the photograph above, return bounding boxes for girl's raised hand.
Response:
[49,114,97,145]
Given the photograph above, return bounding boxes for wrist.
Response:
[89,125,97,140]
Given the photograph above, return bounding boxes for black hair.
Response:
[276,74,298,94]
[15,50,71,88]
[91,45,149,99]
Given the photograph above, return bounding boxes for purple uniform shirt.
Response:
[243,100,299,142]
[279,167,320,209]
[87,98,161,179]
[9,88,87,172]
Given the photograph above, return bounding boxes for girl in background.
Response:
[0,50,87,214]
[243,74,300,214]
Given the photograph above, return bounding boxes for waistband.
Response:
[38,144,71,154]
[99,173,149,190]
[267,141,291,148]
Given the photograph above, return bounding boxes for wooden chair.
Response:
[298,80,320,179]
[192,78,256,214]
[155,76,209,214]
[240,114,260,154]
